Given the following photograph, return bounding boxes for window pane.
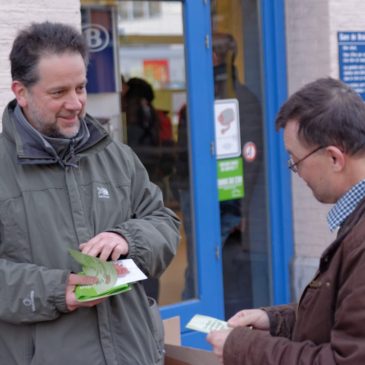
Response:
[132,1,144,18]
[118,1,196,305]
[149,2,161,17]
[211,0,272,318]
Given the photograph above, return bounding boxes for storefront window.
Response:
[118,1,162,20]
[117,1,194,306]
[81,0,272,316]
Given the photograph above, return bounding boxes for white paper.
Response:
[186,314,229,334]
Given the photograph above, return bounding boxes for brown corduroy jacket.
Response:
[224,196,365,365]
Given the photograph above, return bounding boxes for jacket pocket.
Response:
[299,279,324,311]
[147,296,165,363]
[0,322,34,364]
[0,197,30,261]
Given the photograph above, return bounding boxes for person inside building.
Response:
[122,76,175,192]
[0,21,180,365]
[174,33,267,311]
[207,77,365,364]
[121,76,176,301]
[213,32,267,317]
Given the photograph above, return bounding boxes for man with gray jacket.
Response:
[0,21,180,364]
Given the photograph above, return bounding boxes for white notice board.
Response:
[214,99,241,159]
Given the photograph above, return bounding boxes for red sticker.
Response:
[243,142,257,162]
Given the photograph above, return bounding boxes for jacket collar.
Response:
[2,99,110,167]
[320,195,365,272]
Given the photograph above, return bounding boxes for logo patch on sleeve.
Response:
[97,186,110,199]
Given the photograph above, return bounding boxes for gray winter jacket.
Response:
[0,100,180,364]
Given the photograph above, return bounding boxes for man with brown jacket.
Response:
[208,77,365,364]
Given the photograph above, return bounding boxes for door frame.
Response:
[160,0,292,348]
[260,0,293,305]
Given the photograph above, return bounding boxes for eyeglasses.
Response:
[288,146,324,173]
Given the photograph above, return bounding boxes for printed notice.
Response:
[217,157,244,201]
[214,99,241,159]
[338,31,365,99]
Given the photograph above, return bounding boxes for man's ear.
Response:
[326,146,345,172]
[11,81,28,107]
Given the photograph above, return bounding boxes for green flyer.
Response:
[69,249,147,301]
[217,157,244,201]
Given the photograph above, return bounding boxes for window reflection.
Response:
[118,1,196,305]
[118,1,162,20]
[211,0,271,318]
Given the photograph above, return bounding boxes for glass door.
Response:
[80,0,292,349]
[117,1,191,305]
[81,0,223,348]
[211,0,272,318]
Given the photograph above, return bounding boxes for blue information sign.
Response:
[338,31,365,99]
[81,8,117,93]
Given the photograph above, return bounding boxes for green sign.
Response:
[217,157,244,201]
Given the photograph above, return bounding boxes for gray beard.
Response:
[42,125,79,139]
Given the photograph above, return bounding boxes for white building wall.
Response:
[285,0,365,300]
[0,0,81,122]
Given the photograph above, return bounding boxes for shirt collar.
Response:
[327,179,365,231]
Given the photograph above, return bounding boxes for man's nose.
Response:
[65,92,84,110]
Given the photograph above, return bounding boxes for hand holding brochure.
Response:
[186,314,229,334]
[69,249,147,301]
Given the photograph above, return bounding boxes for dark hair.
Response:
[126,77,155,103]
[10,21,89,87]
[275,77,365,154]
